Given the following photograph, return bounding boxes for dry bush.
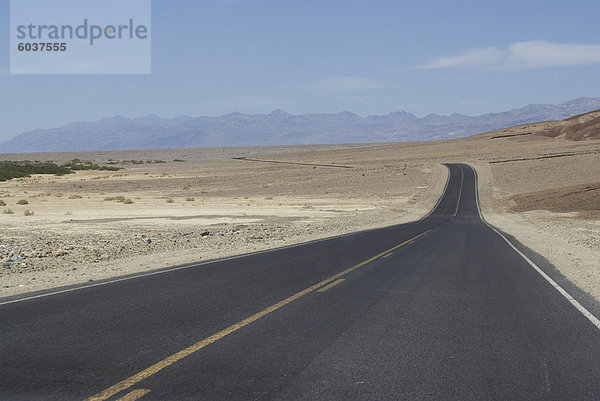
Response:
[24,209,34,216]
[16,199,29,205]
[185,197,195,201]
[166,198,174,203]
[2,209,14,214]
[0,200,5,206]
[104,195,127,202]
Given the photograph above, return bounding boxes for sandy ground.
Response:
[0,146,447,296]
[1,131,599,302]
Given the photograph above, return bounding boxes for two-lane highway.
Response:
[1,164,600,400]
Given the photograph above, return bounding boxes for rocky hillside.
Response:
[537,109,600,140]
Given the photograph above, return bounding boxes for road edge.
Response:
[418,163,450,221]
[1,163,450,306]
[0,222,415,306]
[469,163,600,331]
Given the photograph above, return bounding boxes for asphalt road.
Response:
[1,163,600,400]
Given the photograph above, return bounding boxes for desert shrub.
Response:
[62,159,120,171]
[2,209,14,214]
[16,199,29,205]
[0,160,119,181]
[0,200,5,206]
[0,160,71,181]
[166,198,174,203]
[104,195,127,202]
[24,209,34,216]
[68,194,83,199]
[185,197,195,201]
[123,198,134,204]
[173,159,185,162]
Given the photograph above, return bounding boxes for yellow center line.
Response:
[85,229,433,401]
[115,389,150,401]
[317,278,345,292]
[453,168,464,216]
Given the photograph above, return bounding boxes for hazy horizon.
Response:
[3,95,598,142]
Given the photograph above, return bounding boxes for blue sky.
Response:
[1,0,600,141]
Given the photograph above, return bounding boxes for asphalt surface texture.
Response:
[1,163,599,400]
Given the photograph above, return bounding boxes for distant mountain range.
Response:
[2,97,599,153]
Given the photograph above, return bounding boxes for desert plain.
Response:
[0,112,599,304]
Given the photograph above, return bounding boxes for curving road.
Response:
[1,163,600,400]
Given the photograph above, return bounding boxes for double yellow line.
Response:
[85,229,432,401]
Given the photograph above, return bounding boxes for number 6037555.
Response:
[17,43,67,51]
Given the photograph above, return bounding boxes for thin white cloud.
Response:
[417,40,600,70]
[310,76,389,92]
[506,41,600,68]
[417,47,505,69]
